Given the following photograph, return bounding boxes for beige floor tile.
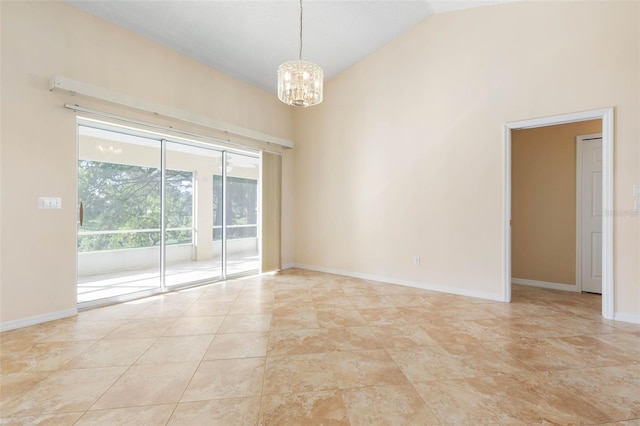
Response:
[357,308,413,326]
[103,318,176,339]
[218,314,272,333]
[273,300,316,311]
[228,301,274,315]
[1,366,127,417]
[181,358,265,401]
[418,325,487,356]
[370,323,439,349]
[76,404,175,425]
[3,270,636,425]
[592,332,640,357]
[259,390,349,426]
[1,341,96,374]
[383,293,436,308]
[182,301,233,317]
[0,372,49,404]
[92,362,198,409]
[548,335,640,367]
[341,384,439,425]
[135,335,213,364]
[77,303,147,321]
[414,377,531,424]
[488,338,578,371]
[544,367,640,420]
[204,332,268,359]
[162,315,225,336]
[595,364,640,387]
[263,353,338,395]
[33,320,125,343]
[349,295,395,309]
[329,349,409,389]
[134,301,194,319]
[267,328,328,356]
[312,294,353,308]
[0,412,83,425]
[168,397,261,426]
[271,310,320,330]
[62,338,155,369]
[414,373,612,425]
[388,346,479,382]
[317,308,367,328]
[324,326,382,351]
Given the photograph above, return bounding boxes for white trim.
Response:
[282,262,296,269]
[613,312,640,324]
[294,263,503,302]
[576,136,583,293]
[0,309,78,332]
[505,109,613,130]
[601,109,615,320]
[504,108,615,320]
[512,278,580,292]
[50,75,294,149]
[503,124,512,303]
[575,133,603,294]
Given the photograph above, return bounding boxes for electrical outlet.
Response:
[413,256,421,266]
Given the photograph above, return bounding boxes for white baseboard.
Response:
[293,263,503,302]
[512,278,579,292]
[0,308,78,332]
[281,263,296,270]
[613,312,640,324]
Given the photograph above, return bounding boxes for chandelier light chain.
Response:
[299,0,303,61]
[277,0,324,107]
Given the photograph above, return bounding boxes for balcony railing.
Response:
[78,224,258,252]
[77,226,259,276]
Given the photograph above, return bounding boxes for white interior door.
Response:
[579,135,603,294]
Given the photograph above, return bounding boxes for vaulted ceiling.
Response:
[66,1,511,94]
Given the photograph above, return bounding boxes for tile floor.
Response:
[78,252,259,303]
[1,269,639,425]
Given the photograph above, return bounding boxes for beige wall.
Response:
[511,120,602,286]
[293,1,639,317]
[2,1,639,326]
[0,1,294,325]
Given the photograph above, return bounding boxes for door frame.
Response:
[575,133,603,293]
[503,108,614,319]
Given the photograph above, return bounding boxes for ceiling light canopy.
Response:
[277,0,323,107]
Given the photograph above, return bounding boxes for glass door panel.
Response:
[164,141,223,287]
[225,152,260,275]
[77,125,162,304]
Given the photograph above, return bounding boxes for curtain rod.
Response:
[51,75,293,149]
[64,103,283,156]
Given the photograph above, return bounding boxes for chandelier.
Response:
[277,0,323,107]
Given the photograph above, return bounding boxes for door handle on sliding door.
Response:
[79,202,83,226]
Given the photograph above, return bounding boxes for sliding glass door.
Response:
[77,122,260,306]
[224,152,260,276]
[77,126,162,303]
[164,141,223,287]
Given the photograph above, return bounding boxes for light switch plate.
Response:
[634,184,640,197]
[38,197,62,209]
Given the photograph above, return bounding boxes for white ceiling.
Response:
[66,0,510,94]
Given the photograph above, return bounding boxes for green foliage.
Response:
[212,175,258,241]
[78,161,193,252]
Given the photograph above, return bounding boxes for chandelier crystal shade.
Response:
[277,0,323,107]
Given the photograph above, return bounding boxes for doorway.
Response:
[76,120,260,307]
[503,108,614,319]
